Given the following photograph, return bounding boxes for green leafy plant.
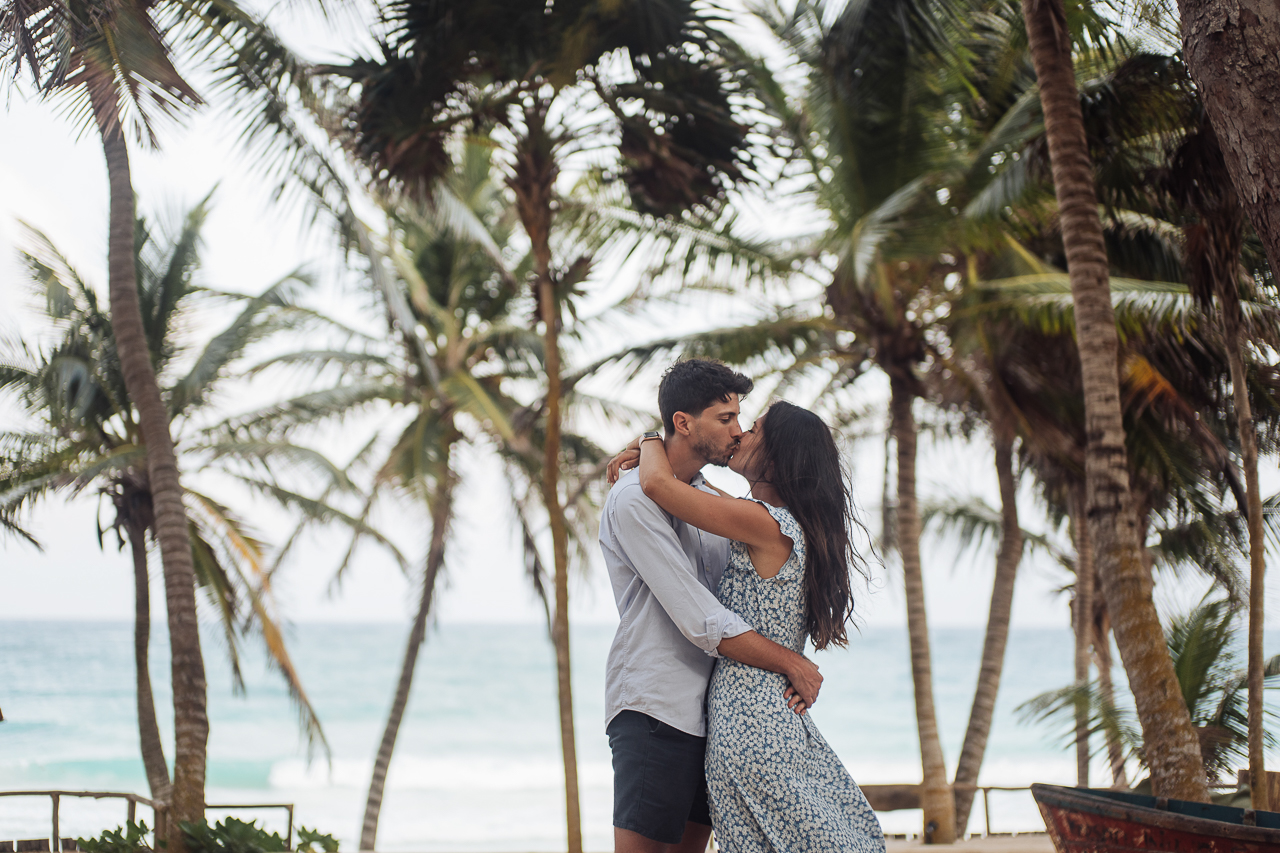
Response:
[179,818,286,853]
[1019,596,1280,784]
[295,828,338,853]
[77,821,151,853]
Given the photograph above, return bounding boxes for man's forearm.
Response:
[716,630,822,706]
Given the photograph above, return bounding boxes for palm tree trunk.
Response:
[1092,620,1129,788]
[510,105,582,853]
[952,429,1023,834]
[1069,489,1093,788]
[1223,319,1268,810]
[359,460,457,850]
[890,374,955,844]
[1177,0,1280,277]
[126,514,173,805]
[1018,0,1211,803]
[92,96,207,845]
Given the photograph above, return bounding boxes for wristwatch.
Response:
[641,430,662,442]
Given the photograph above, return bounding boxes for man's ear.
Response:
[671,410,695,437]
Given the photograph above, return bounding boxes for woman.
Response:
[614,400,885,853]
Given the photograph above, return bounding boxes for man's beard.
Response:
[692,433,735,467]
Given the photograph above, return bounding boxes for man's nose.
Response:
[730,421,744,438]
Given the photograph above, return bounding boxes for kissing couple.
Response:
[599,359,887,853]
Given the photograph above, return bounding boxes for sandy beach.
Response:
[885,834,1055,853]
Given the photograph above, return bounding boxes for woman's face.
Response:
[728,415,769,480]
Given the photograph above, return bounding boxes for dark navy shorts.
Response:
[607,710,712,844]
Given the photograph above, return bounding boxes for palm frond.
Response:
[169,272,312,417]
[232,474,409,572]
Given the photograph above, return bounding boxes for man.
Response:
[599,359,823,853]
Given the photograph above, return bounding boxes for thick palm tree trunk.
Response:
[359,462,456,850]
[125,513,173,805]
[1224,321,1268,810]
[1177,0,1280,277]
[1018,0,1211,802]
[1069,490,1093,788]
[510,105,582,853]
[93,99,207,845]
[952,429,1023,834]
[890,375,955,844]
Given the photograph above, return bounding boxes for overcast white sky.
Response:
[2,2,1274,635]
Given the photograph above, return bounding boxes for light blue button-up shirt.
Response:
[600,468,752,737]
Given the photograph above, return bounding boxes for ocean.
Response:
[0,621,1184,849]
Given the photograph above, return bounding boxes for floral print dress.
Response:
[705,500,886,853]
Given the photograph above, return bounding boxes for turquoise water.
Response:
[0,621,1178,849]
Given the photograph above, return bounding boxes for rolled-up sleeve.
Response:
[611,484,751,657]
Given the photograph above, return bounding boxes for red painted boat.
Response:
[1033,782,1280,852]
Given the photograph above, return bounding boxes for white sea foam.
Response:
[268,756,613,792]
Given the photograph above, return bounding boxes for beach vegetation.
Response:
[1019,596,1280,787]
[293,828,339,853]
[180,817,286,853]
[77,821,152,853]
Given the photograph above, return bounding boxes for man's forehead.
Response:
[703,394,741,416]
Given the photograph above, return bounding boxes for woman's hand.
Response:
[606,447,640,484]
[606,435,645,484]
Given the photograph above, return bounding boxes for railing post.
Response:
[127,797,136,826]
[51,793,60,852]
[983,787,992,837]
[285,806,294,851]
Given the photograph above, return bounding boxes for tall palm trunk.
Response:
[952,428,1023,834]
[1069,490,1093,788]
[124,509,173,805]
[510,104,582,853]
[359,458,457,850]
[92,96,207,845]
[1018,0,1211,802]
[1224,317,1267,809]
[890,374,955,844]
[1176,122,1264,808]
[1092,618,1129,788]
[1177,0,1280,277]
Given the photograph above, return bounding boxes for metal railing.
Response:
[864,782,1040,839]
[202,804,296,851]
[0,792,294,851]
[970,784,1036,838]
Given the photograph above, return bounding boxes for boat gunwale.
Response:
[1032,783,1280,846]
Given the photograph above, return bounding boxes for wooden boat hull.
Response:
[1033,783,1280,853]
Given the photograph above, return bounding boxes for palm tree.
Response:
[746,0,983,837]
[1156,112,1274,808]
[1021,596,1280,788]
[318,9,758,848]
[0,197,328,807]
[1,0,342,833]
[1174,0,1280,281]
[1015,0,1212,800]
[972,241,1280,787]
[219,143,560,850]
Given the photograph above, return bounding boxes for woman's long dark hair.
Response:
[760,400,864,649]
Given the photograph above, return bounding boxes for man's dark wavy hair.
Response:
[760,400,865,650]
[657,359,753,433]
